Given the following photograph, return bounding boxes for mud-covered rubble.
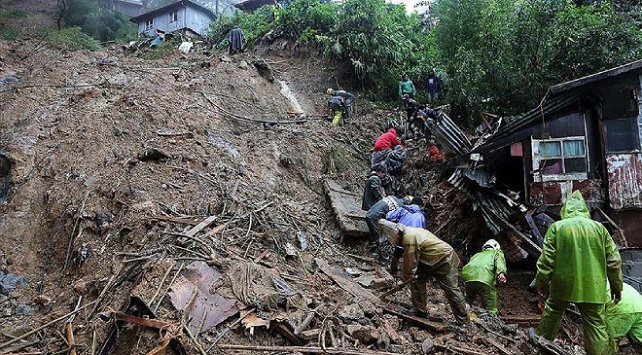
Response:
[0,39,558,355]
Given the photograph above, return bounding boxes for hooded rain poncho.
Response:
[535,191,622,304]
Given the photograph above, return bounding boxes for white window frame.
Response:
[145,19,154,30]
[169,10,178,22]
[531,136,588,182]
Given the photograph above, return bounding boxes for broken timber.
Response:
[315,258,380,313]
[216,344,402,354]
[383,309,450,332]
[323,179,369,238]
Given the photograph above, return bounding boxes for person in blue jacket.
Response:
[386,197,425,228]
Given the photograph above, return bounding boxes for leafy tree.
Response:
[56,0,136,42]
[434,0,642,122]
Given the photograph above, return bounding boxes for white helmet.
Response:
[482,239,501,251]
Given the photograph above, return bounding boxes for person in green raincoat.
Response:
[534,190,623,355]
[607,282,642,353]
[462,239,507,316]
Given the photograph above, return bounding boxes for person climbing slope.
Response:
[326,88,356,125]
[361,164,388,211]
[371,128,402,169]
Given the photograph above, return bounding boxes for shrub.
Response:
[45,27,102,51]
[0,9,30,40]
[56,0,136,42]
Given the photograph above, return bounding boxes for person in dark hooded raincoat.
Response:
[229,26,245,54]
[534,190,623,355]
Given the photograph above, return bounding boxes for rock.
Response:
[0,72,19,92]
[253,59,275,82]
[370,277,395,289]
[137,148,171,162]
[14,304,31,315]
[344,267,362,276]
[238,60,249,70]
[408,327,431,342]
[345,324,380,345]
[284,242,297,258]
[338,303,364,321]
[34,295,52,307]
[421,335,434,354]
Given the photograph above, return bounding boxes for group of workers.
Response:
[398,70,442,104]
[374,189,640,354]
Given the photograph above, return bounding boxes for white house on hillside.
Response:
[129,0,217,37]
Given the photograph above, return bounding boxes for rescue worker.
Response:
[534,190,623,355]
[424,69,441,104]
[371,128,402,169]
[461,239,507,316]
[386,197,426,228]
[398,74,417,99]
[229,25,244,54]
[427,138,443,162]
[326,88,356,125]
[383,221,469,324]
[366,195,411,260]
[607,282,642,353]
[361,164,387,211]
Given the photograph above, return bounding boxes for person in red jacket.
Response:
[371,128,401,168]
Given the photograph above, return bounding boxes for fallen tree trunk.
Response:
[216,344,402,354]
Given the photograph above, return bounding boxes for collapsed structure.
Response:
[433,59,642,290]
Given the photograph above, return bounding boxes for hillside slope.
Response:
[0,41,543,354]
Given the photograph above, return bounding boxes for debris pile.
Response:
[0,39,571,354]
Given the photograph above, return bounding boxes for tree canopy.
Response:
[212,0,642,123]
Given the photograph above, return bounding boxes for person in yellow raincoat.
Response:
[607,282,642,353]
[535,190,623,355]
[462,239,507,316]
[383,221,469,324]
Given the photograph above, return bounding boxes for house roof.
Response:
[115,0,143,4]
[549,59,642,95]
[130,0,216,22]
[469,59,642,167]
[235,0,275,12]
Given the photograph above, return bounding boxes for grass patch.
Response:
[45,27,102,51]
[140,41,176,60]
[327,145,352,173]
[0,9,31,40]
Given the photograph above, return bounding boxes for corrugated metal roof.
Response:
[433,111,472,156]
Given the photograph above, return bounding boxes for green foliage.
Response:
[84,9,137,42]
[45,27,102,51]
[57,0,136,42]
[0,9,31,40]
[210,6,278,48]
[141,40,176,59]
[210,0,437,99]
[435,0,642,120]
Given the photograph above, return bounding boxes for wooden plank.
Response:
[323,179,369,237]
[383,309,450,333]
[185,215,217,237]
[315,258,380,313]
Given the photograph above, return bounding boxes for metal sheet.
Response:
[606,154,642,209]
[613,211,642,247]
[168,261,239,334]
[529,180,604,206]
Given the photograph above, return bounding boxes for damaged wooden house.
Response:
[438,59,642,250]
